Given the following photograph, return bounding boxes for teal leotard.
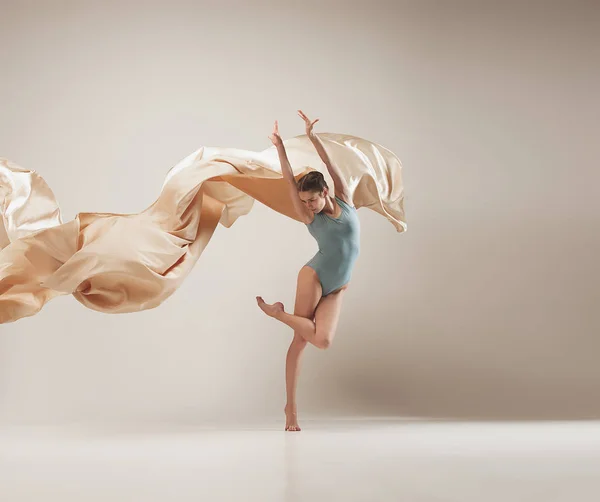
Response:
[305,196,360,296]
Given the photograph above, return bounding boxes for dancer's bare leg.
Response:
[283,267,322,431]
[257,269,347,349]
[257,267,347,429]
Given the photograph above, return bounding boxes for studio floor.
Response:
[1,419,599,501]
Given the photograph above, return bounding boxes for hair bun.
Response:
[297,171,328,193]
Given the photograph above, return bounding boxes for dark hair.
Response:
[297,171,328,193]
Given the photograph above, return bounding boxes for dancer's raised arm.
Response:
[297,110,351,204]
[268,120,313,224]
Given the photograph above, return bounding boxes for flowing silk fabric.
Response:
[0,133,406,324]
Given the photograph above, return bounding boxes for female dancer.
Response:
[257,110,361,431]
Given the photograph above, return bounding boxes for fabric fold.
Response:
[0,133,405,324]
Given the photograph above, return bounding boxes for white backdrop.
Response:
[0,0,598,426]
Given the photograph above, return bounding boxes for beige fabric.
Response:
[0,133,406,324]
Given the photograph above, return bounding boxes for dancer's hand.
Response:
[268,121,283,147]
[297,109,319,137]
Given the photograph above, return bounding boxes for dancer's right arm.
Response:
[269,121,314,224]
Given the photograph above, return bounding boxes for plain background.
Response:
[0,0,598,426]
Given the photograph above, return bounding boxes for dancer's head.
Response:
[297,171,329,213]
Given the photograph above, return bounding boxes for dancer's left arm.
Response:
[297,110,352,204]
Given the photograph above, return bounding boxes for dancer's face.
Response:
[299,188,328,213]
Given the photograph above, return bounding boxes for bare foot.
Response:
[256,296,285,318]
[284,405,301,432]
